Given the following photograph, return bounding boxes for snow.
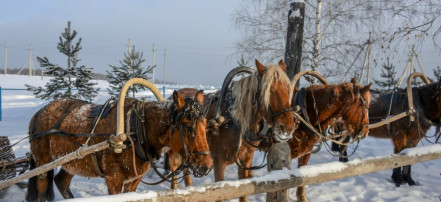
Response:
[1,74,441,202]
[289,9,301,19]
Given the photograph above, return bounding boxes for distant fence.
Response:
[0,86,218,122]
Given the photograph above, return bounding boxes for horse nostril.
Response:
[200,166,208,174]
[280,125,285,133]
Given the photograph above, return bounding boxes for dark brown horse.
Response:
[332,80,441,187]
[26,90,212,202]
[286,79,371,201]
[167,60,297,202]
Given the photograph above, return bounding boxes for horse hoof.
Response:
[406,179,417,186]
[391,176,404,187]
[339,157,349,163]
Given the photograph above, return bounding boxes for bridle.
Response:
[171,97,211,177]
[350,84,369,141]
[269,107,295,124]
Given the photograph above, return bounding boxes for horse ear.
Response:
[173,90,185,110]
[195,90,204,105]
[361,83,372,96]
[255,59,266,76]
[278,59,286,71]
[350,78,357,85]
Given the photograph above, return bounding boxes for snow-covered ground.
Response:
[0,74,440,202]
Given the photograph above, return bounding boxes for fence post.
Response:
[163,86,165,98]
[0,86,2,122]
[266,142,291,202]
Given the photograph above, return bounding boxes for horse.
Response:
[26,90,212,202]
[285,78,371,201]
[332,79,441,187]
[166,59,297,202]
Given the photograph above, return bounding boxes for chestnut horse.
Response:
[285,79,371,201]
[332,80,441,187]
[167,60,297,202]
[26,91,212,202]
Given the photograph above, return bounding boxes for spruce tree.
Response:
[106,46,154,97]
[26,21,99,100]
[374,58,398,92]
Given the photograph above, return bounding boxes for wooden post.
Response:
[267,1,305,201]
[266,142,291,202]
[284,1,305,83]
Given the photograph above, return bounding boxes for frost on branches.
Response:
[26,21,99,100]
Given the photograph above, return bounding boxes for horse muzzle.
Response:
[273,130,294,142]
[192,165,212,178]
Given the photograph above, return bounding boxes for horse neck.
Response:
[307,86,345,129]
[418,84,441,121]
[143,101,174,151]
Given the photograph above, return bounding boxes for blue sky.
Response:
[0,0,242,85]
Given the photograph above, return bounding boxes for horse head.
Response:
[169,90,212,177]
[254,59,297,142]
[342,78,372,139]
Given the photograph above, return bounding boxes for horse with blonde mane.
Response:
[167,59,297,202]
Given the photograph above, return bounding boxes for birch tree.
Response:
[233,0,441,79]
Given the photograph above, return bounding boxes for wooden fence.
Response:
[64,144,441,202]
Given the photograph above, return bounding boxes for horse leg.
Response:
[213,157,227,202]
[402,135,419,186]
[27,152,54,202]
[123,178,141,192]
[391,167,404,187]
[54,168,75,199]
[105,174,125,195]
[170,175,178,189]
[237,144,255,202]
[183,168,193,187]
[391,135,407,187]
[402,165,416,186]
[297,154,312,202]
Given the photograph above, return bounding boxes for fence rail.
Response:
[64,144,440,202]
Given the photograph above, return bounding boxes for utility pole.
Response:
[152,44,156,84]
[3,42,7,75]
[128,38,132,54]
[29,45,33,76]
[163,48,167,85]
[163,48,167,97]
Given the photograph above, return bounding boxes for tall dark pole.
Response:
[267,2,305,202]
[284,2,305,82]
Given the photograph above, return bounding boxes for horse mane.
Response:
[230,64,293,134]
[306,82,367,112]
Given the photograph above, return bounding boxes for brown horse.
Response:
[286,79,371,201]
[167,60,297,202]
[332,80,441,187]
[26,90,212,202]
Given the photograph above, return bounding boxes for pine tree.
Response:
[106,46,154,97]
[26,21,99,100]
[374,58,398,92]
[433,66,441,81]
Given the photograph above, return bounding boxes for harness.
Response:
[137,98,210,185]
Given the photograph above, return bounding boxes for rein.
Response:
[129,98,209,185]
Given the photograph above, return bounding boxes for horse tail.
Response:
[26,156,38,201]
[25,156,55,201]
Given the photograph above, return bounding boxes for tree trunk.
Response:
[284,2,305,83]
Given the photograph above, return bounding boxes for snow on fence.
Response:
[64,144,441,202]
